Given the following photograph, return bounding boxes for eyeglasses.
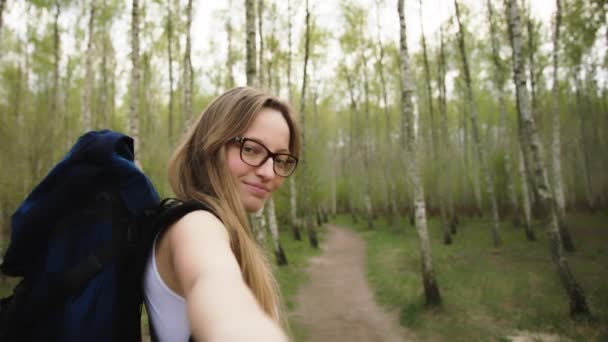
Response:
[232,137,298,177]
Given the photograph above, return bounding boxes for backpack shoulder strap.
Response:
[146,199,215,342]
[153,199,217,234]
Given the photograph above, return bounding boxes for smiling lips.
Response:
[243,181,270,197]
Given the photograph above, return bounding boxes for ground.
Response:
[291,225,414,341]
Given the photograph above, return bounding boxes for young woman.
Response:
[143,87,300,341]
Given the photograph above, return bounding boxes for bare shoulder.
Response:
[167,210,228,241]
[163,209,240,296]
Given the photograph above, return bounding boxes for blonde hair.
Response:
[168,86,300,323]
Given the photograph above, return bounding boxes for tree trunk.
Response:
[225,0,236,88]
[286,0,300,241]
[52,1,60,126]
[266,197,287,265]
[437,24,458,233]
[518,143,535,240]
[398,0,441,307]
[100,0,110,128]
[420,0,450,244]
[130,0,141,168]
[166,0,175,143]
[83,1,95,132]
[574,73,595,212]
[245,0,257,87]
[182,0,193,130]
[506,0,590,318]
[251,207,267,246]
[455,0,501,247]
[360,48,374,229]
[343,66,362,225]
[551,0,576,252]
[374,0,399,226]
[487,0,520,226]
[257,0,264,88]
[299,0,317,249]
[0,0,6,40]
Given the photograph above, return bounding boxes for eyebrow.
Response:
[247,137,290,154]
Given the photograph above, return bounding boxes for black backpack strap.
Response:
[146,199,214,342]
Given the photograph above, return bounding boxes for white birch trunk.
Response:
[420,0,450,243]
[488,0,519,225]
[0,0,5,39]
[518,143,535,240]
[506,0,589,317]
[299,0,317,248]
[286,0,300,240]
[130,0,141,168]
[257,0,264,88]
[438,24,458,233]
[375,0,399,225]
[398,0,441,306]
[551,0,567,219]
[266,197,287,265]
[83,2,95,132]
[455,0,501,246]
[245,0,257,87]
[251,207,267,246]
[225,0,235,88]
[360,49,374,229]
[182,0,193,130]
[166,0,174,142]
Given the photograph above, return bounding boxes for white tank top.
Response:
[143,235,191,341]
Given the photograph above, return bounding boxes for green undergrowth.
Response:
[272,226,327,341]
[333,211,608,341]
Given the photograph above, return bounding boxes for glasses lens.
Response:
[241,140,267,166]
[239,138,297,177]
[274,155,298,176]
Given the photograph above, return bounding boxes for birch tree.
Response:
[182,0,193,129]
[287,0,301,241]
[51,0,61,126]
[258,0,287,265]
[245,0,256,86]
[419,0,450,244]
[165,0,175,143]
[224,0,236,88]
[505,0,590,318]
[130,0,142,167]
[82,1,95,132]
[398,0,441,306]
[551,0,575,251]
[300,0,318,248]
[454,0,501,247]
[0,0,6,40]
[374,0,399,226]
[486,0,522,230]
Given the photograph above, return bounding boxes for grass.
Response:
[333,211,608,341]
[271,226,327,341]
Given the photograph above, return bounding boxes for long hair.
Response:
[168,86,300,323]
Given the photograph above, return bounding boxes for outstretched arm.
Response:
[165,211,287,342]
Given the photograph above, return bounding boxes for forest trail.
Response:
[291,225,414,342]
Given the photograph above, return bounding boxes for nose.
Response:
[255,157,275,179]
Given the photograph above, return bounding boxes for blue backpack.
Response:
[0,130,206,341]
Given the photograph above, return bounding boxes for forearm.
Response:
[186,277,288,342]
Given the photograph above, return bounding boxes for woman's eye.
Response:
[243,145,262,154]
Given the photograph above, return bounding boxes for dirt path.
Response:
[291,225,414,342]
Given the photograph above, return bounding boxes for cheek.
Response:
[226,148,246,178]
[271,177,286,191]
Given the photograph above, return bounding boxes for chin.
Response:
[244,198,266,213]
